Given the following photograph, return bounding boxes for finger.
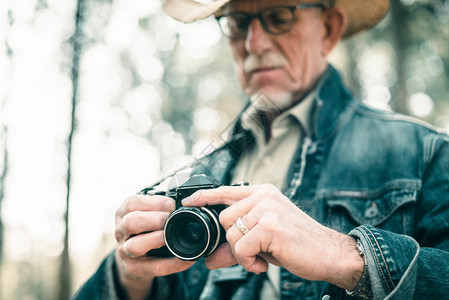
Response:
[226,221,247,246]
[204,243,238,270]
[116,250,194,279]
[228,194,286,235]
[181,185,259,207]
[120,231,165,258]
[233,226,268,274]
[118,211,170,238]
[218,195,258,230]
[141,257,194,277]
[223,217,268,274]
[117,195,175,218]
[237,255,268,274]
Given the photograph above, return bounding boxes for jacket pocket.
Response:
[325,188,417,235]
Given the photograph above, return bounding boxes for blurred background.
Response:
[0,0,448,299]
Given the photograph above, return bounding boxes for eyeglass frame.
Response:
[215,3,328,40]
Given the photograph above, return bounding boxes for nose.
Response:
[244,18,272,55]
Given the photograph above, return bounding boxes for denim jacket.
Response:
[73,65,449,300]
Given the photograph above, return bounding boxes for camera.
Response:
[142,174,246,261]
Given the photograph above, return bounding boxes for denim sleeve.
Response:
[72,250,184,300]
[71,251,122,300]
[348,133,449,300]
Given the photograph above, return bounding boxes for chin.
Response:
[248,90,293,113]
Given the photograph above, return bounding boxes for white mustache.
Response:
[243,52,288,73]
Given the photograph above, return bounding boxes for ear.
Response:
[321,7,347,56]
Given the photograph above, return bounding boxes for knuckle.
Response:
[258,197,270,207]
[226,229,233,243]
[216,186,231,200]
[163,198,175,212]
[219,210,231,228]
[122,213,137,233]
[123,197,137,214]
[116,197,134,219]
[233,242,245,257]
[151,262,165,276]
[115,208,122,221]
[190,191,201,206]
[242,260,256,272]
[259,184,281,200]
[266,189,279,198]
[261,183,275,191]
[218,186,231,194]
[114,228,122,242]
[245,265,256,273]
[157,212,169,229]
[219,213,226,227]
[259,215,278,233]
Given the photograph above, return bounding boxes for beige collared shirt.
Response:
[231,93,315,298]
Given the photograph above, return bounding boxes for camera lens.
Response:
[164,207,223,261]
[183,221,205,243]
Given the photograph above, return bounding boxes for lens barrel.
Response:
[164,206,224,261]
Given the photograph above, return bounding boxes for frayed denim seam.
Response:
[359,225,394,293]
[384,236,420,300]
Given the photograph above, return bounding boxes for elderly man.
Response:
[74,0,449,299]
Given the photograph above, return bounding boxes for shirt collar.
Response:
[240,91,315,146]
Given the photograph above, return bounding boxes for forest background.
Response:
[0,0,449,299]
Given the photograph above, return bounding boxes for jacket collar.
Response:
[312,64,357,141]
[230,64,356,144]
[191,64,357,184]
[228,64,357,147]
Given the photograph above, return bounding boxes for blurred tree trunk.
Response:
[389,0,409,115]
[345,39,362,101]
[0,126,7,271]
[59,0,84,298]
[160,36,196,155]
[0,12,14,282]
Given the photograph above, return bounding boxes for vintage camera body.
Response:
[144,174,230,261]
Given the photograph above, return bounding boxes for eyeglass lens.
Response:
[218,6,296,40]
[217,4,326,40]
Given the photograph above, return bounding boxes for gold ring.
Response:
[236,217,249,235]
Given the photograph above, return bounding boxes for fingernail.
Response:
[181,196,192,206]
[123,240,133,257]
[164,199,176,211]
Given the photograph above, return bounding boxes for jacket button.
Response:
[364,202,378,219]
[322,295,330,300]
[189,269,201,284]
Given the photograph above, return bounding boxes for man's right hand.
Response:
[114,195,194,300]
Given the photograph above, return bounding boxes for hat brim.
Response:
[162,0,389,38]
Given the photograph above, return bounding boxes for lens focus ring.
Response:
[164,207,221,261]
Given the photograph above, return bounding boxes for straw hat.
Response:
[162,0,389,38]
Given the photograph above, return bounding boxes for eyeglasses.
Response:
[215,3,327,40]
